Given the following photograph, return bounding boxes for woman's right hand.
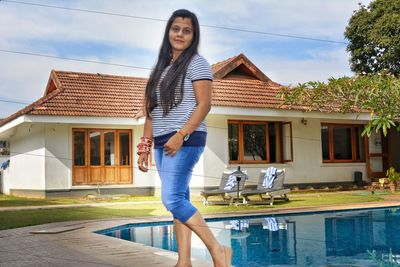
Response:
[137,153,150,172]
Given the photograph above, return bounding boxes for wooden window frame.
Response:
[321,123,366,163]
[72,128,132,185]
[282,122,293,163]
[117,130,132,166]
[228,120,292,164]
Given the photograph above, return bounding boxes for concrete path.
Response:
[1,197,400,267]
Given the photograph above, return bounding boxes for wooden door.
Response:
[366,130,390,179]
[117,131,132,184]
[103,131,116,184]
[88,130,102,184]
[72,129,132,185]
[72,130,87,184]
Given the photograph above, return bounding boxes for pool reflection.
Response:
[98,207,400,266]
[226,218,297,267]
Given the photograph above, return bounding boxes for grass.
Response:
[0,194,161,207]
[0,191,390,230]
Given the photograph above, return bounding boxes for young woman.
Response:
[137,9,232,267]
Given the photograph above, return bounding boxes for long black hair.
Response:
[145,9,200,118]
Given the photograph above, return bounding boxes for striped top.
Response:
[151,54,213,137]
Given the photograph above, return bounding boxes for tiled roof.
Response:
[0,71,147,127]
[31,71,146,117]
[0,53,321,128]
[212,79,282,108]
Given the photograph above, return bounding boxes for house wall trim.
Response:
[210,107,371,120]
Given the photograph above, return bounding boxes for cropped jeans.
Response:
[154,146,204,223]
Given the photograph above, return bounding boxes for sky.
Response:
[0,0,372,118]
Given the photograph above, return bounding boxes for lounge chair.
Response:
[200,169,248,205]
[240,168,290,205]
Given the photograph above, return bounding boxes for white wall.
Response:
[203,115,230,187]
[203,114,368,187]
[44,124,71,190]
[288,118,367,184]
[3,123,45,194]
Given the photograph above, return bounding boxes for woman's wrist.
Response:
[177,129,190,142]
[137,136,153,155]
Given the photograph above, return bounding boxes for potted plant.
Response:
[387,167,400,193]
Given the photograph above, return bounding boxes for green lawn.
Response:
[0,194,162,207]
[0,191,388,230]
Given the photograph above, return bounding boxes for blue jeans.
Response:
[154,146,204,223]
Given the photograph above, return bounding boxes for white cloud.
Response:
[260,47,353,86]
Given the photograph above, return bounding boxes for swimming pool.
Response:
[96,207,400,266]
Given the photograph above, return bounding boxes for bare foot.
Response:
[174,263,192,267]
[211,245,232,267]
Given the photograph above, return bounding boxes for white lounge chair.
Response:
[240,168,290,205]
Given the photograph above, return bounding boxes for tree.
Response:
[280,0,400,136]
[344,0,400,76]
[279,73,400,136]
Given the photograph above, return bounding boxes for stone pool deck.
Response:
[1,196,400,267]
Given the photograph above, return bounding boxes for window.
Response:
[90,131,101,166]
[73,131,85,165]
[104,131,115,166]
[0,140,10,156]
[72,129,132,185]
[228,120,293,163]
[321,124,366,163]
[119,132,130,166]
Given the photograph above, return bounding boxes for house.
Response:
[0,54,399,198]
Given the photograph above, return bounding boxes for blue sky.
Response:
[0,0,372,118]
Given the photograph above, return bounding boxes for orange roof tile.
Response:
[0,71,147,127]
[212,79,282,108]
[0,54,326,128]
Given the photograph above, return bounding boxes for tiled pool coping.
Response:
[1,200,400,267]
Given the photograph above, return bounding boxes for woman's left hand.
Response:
[163,133,184,156]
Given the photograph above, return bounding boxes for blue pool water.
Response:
[96,207,400,266]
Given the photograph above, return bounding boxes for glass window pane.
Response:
[74,132,85,166]
[243,124,267,161]
[228,123,239,161]
[333,127,352,160]
[269,123,277,162]
[368,130,382,154]
[282,123,292,162]
[321,126,330,160]
[119,132,130,166]
[104,132,115,166]
[90,131,101,166]
[370,156,383,172]
[355,127,365,161]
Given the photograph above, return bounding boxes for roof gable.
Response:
[43,70,62,96]
[212,53,271,82]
